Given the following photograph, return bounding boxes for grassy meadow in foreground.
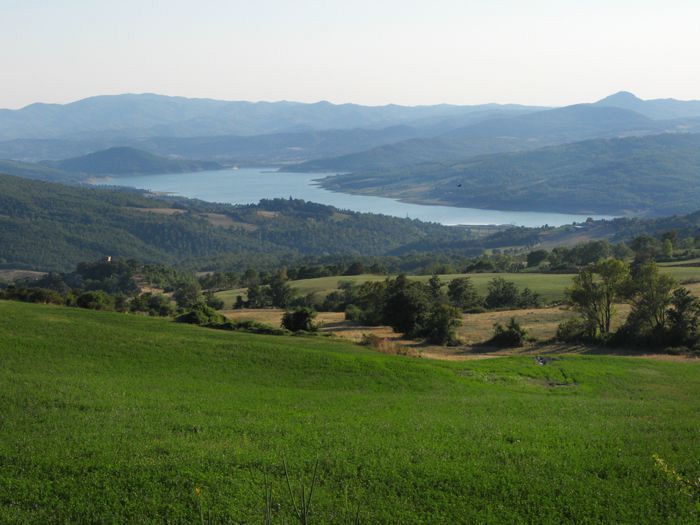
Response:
[1,301,699,523]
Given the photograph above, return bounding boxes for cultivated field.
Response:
[1,301,698,523]
[215,266,700,309]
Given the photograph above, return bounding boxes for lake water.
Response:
[104,168,612,227]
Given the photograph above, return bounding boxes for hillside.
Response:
[0,126,424,164]
[0,173,483,271]
[1,300,698,523]
[290,104,691,173]
[318,133,700,216]
[0,159,76,182]
[44,146,223,175]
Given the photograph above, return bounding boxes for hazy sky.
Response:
[2,0,700,109]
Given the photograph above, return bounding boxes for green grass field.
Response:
[1,301,699,523]
[216,266,700,308]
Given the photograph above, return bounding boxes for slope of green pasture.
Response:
[0,301,698,523]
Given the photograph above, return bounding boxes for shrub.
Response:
[344,304,363,322]
[76,291,113,310]
[489,318,527,347]
[219,320,287,336]
[130,293,174,317]
[6,287,65,305]
[556,317,590,343]
[176,303,225,325]
[360,333,418,357]
[281,307,318,332]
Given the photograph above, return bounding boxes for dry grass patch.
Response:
[201,213,258,230]
[0,270,46,283]
[127,207,184,216]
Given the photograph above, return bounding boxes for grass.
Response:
[216,267,700,309]
[1,302,699,523]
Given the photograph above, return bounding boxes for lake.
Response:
[104,168,613,227]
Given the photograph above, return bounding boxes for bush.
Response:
[76,291,113,310]
[344,304,363,322]
[489,318,527,347]
[176,303,225,325]
[3,287,65,305]
[360,333,418,357]
[281,307,318,332]
[219,319,287,336]
[130,293,174,317]
[556,317,590,343]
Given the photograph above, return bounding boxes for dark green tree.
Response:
[447,277,481,311]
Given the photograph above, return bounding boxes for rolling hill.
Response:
[317,133,700,216]
[1,300,698,522]
[0,173,485,271]
[43,147,223,175]
[291,103,690,173]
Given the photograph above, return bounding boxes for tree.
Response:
[527,249,549,268]
[485,277,520,309]
[281,307,318,332]
[447,277,481,311]
[346,280,387,325]
[241,268,259,288]
[613,242,633,260]
[661,239,674,259]
[427,274,444,302]
[246,283,271,308]
[269,271,294,308]
[205,290,225,310]
[173,281,203,309]
[667,288,700,347]
[424,304,462,345]
[344,261,365,276]
[567,258,629,338]
[383,275,431,336]
[624,263,676,334]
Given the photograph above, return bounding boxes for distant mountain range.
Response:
[0,93,542,141]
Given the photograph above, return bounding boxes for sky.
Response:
[2,0,700,109]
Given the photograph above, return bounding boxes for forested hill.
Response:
[318,133,700,216]
[289,104,677,173]
[0,173,485,272]
[43,147,223,175]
